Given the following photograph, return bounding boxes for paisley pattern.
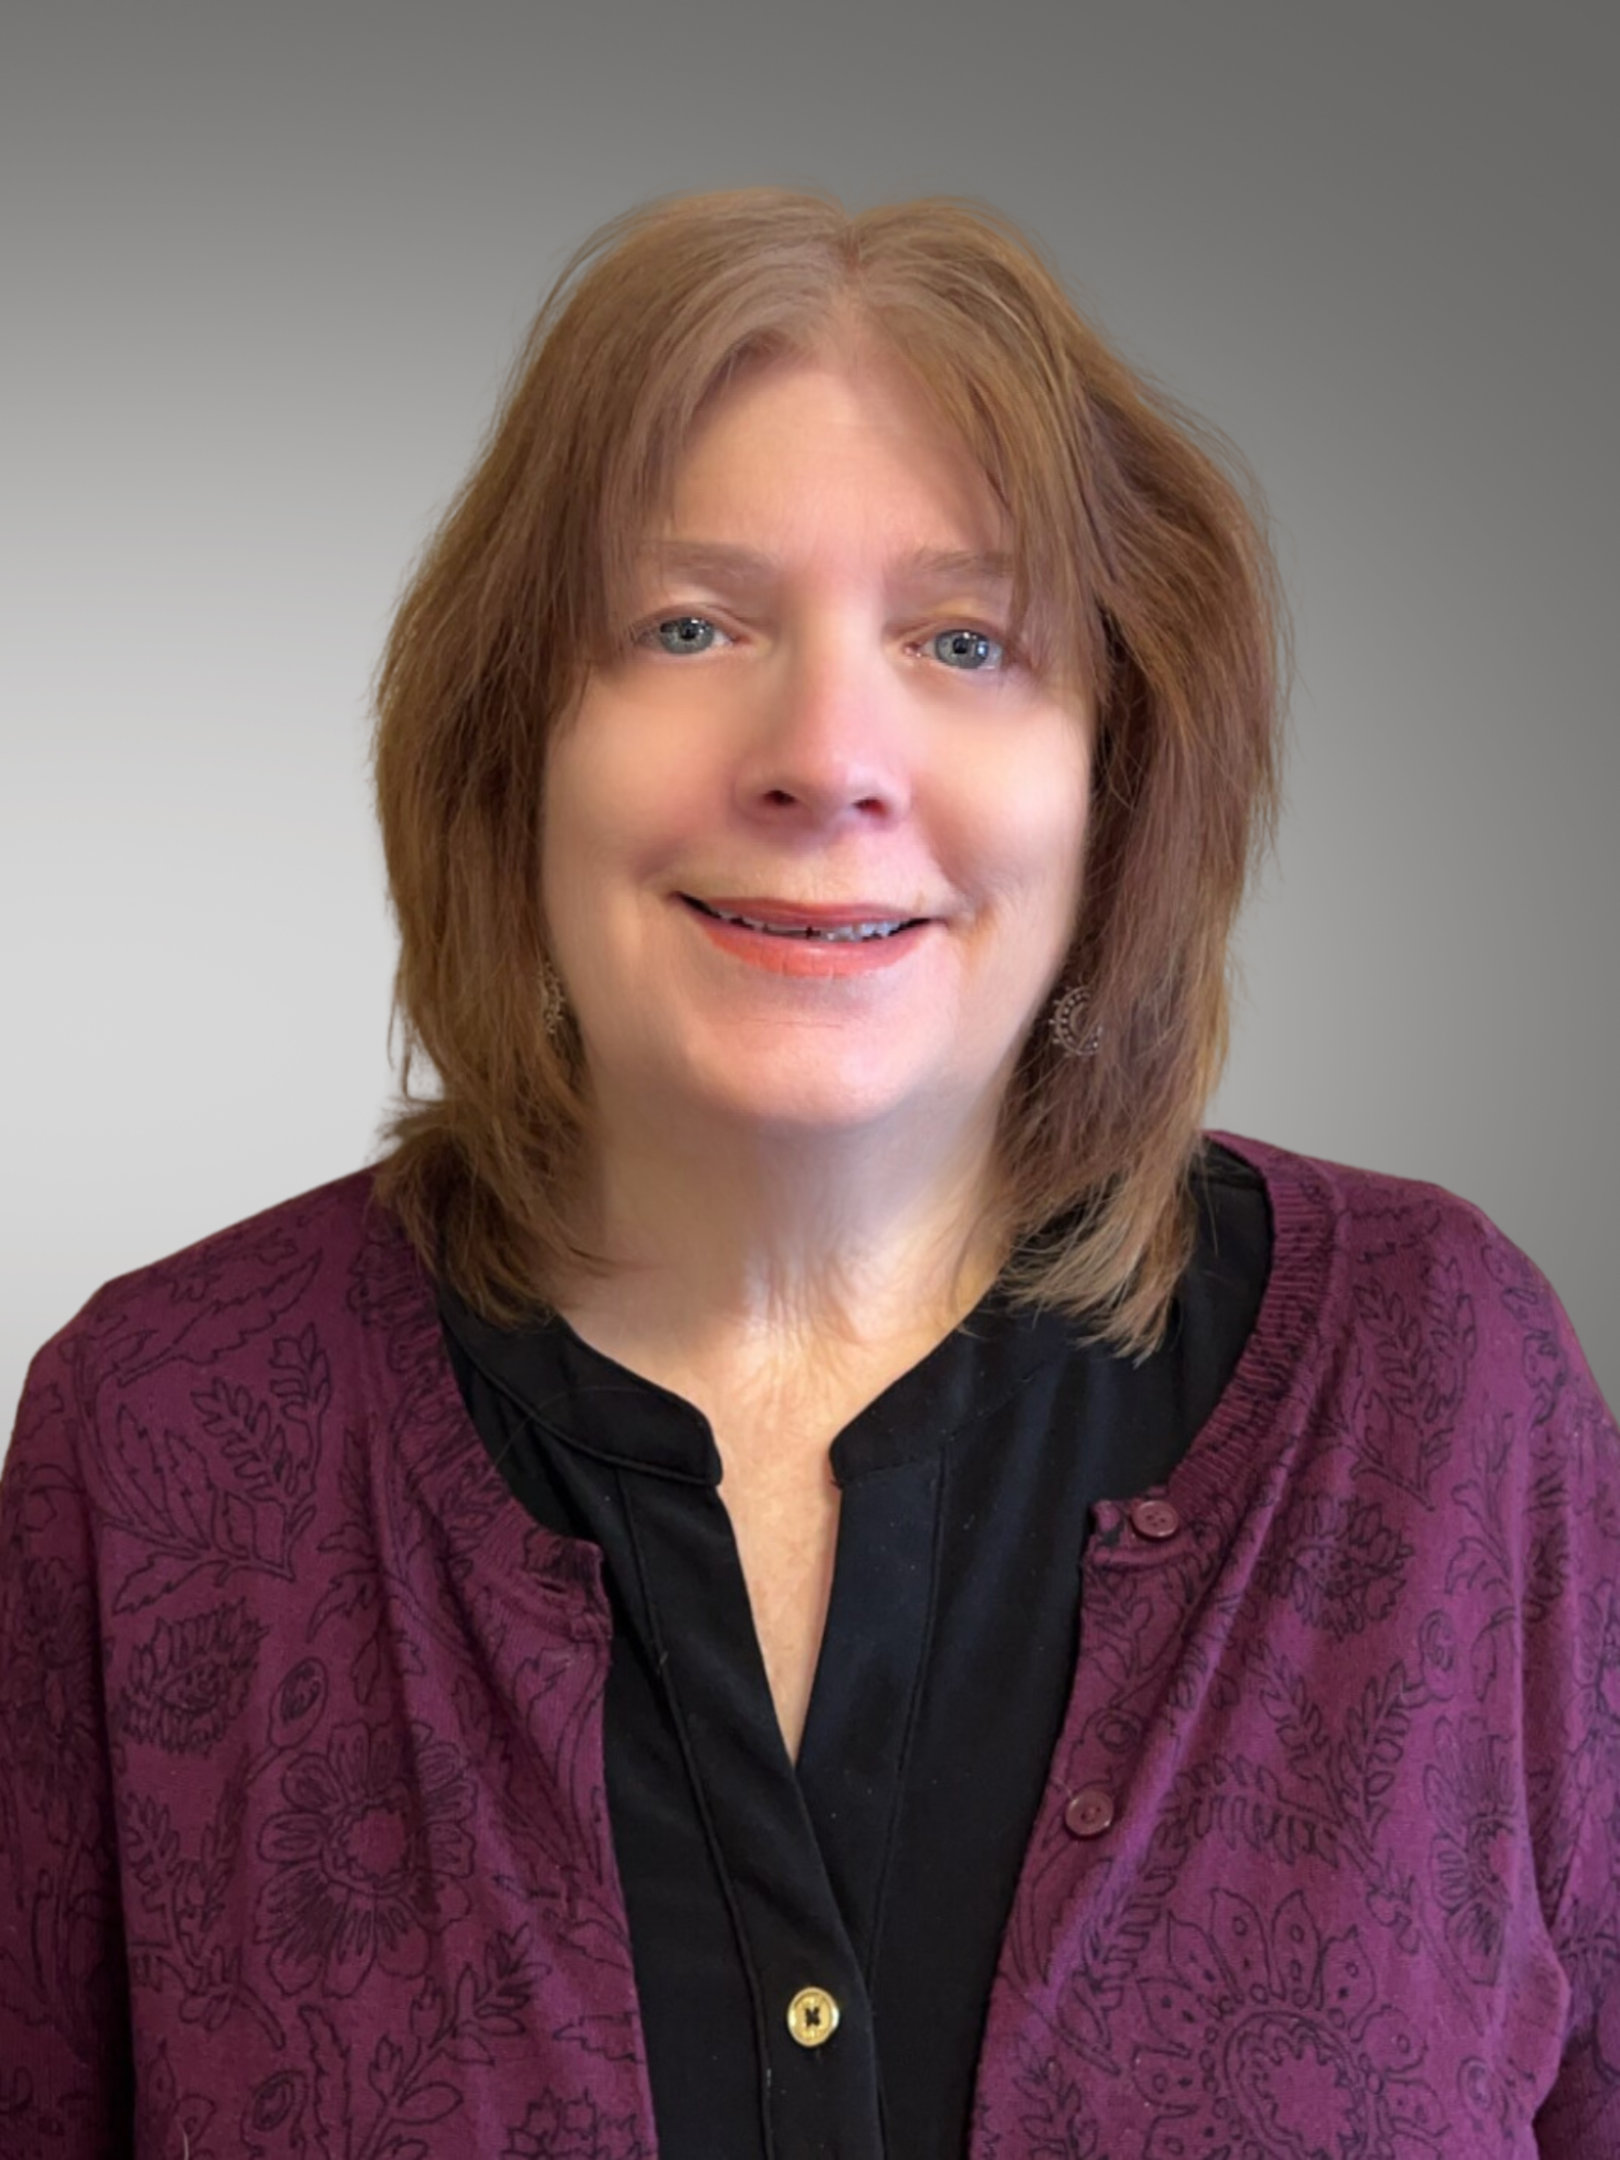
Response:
[1130,1887,1446,2156]
[976,1140,1620,2157]
[1,1137,1617,2156]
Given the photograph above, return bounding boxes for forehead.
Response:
[640,352,1014,585]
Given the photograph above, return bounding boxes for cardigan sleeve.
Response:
[0,1324,135,2156]
[1520,1271,1620,2156]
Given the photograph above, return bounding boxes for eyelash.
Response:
[630,613,1019,674]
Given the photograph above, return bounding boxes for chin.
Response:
[679,1048,944,1138]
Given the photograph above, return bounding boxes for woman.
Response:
[2,188,1615,2158]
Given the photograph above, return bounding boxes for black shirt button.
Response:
[1128,1497,1181,1541]
[1064,1784,1117,1838]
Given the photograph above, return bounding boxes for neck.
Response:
[555,1094,1010,1411]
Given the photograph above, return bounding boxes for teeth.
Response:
[703,902,907,941]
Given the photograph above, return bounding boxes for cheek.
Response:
[544,720,689,884]
[958,748,1091,926]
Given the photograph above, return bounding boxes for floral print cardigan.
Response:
[2,1132,1618,2159]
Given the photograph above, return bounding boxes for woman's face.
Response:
[542,347,1094,1156]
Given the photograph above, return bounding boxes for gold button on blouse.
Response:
[786,1985,841,2047]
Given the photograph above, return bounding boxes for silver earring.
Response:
[539,960,567,1041]
[1049,982,1102,1058]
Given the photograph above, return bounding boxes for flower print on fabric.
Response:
[240,2066,307,2158]
[1257,1490,1414,1640]
[117,1600,269,1754]
[1130,1887,1449,2158]
[1423,1717,1516,1985]
[1414,1610,1459,1703]
[503,2092,653,2159]
[265,1655,328,1751]
[255,1719,476,1998]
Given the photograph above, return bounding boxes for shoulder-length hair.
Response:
[371,186,1286,1357]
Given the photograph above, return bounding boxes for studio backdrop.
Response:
[4,0,1615,1433]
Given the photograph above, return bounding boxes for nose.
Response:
[733,631,912,828]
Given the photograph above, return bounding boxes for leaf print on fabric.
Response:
[133,2033,219,2160]
[299,2001,355,2160]
[1341,1254,1476,1505]
[95,1406,294,1616]
[503,2091,654,2159]
[255,1720,476,1998]
[287,1933,546,2160]
[1131,1888,1449,2157]
[1448,1414,1515,1603]
[1008,2032,1103,2157]
[94,1248,323,1393]
[1174,1751,1345,1870]
[1337,1663,1416,1840]
[1576,1579,1620,1746]
[450,1643,634,1978]
[0,1553,102,1823]
[124,1773,286,2045]
[84,1324,330,1618]
[1447,1410,1526,1706]
[1257,1489,1413,1639]
[1036,1812,1196,2074]
[191,1372,320,1561]
[1423,1717,1516,1984]
[1450,1407,1578,1702]
[1482,1230,1569,1429]
[310,1424,505,1710]
[346,1202,450,1396]
[1189,1649,1489,2017]
[117,1600,269,1753]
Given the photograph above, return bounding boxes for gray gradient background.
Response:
[5,1,1616,1444]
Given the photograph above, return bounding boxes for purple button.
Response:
[1064,1785,1116,1839]
[1129,1497,1181,1542]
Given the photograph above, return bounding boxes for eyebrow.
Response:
[636,540,1016,591]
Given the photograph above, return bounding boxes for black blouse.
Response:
[439,1139,1270,2159]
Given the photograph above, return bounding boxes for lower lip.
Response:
[683,903,931,976]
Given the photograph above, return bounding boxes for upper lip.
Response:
[682,895,929,926]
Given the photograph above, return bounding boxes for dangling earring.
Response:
[539,959,567,1042]
[1049,982,1102,1059]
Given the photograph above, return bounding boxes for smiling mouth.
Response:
[682,897,924,943]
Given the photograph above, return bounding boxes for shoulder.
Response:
[1208,1131,1616,1520]
[1211,1132,1615,1551]
[1212,1125,1504,1252]
[1209,1128,1571,1365]
[13,1168,434,1474]
[35,1167,395,1364]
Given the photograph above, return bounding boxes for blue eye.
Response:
[931,628,1005,671]
[648,615,723,655]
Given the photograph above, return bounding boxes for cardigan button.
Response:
[786,1986,840,2047]
[1128,1497,1181,1542]
[1064,1785,1116,1839]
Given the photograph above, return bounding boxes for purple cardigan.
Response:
[3,1133,1618,2157]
